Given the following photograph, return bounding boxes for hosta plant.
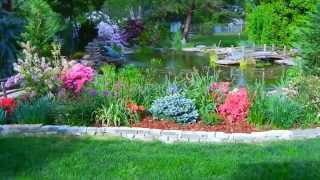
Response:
[150,94,199,124]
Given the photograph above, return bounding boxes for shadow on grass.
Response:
[232,161,320,180]
[0,136,92,177]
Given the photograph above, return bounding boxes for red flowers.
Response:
[217,88,250,124]
[0,97,16,113]
[127,103,145,113]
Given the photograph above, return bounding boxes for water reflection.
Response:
[126,50,288,87]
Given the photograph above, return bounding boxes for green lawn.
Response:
[190,33,247,47]
[1,136,320,179]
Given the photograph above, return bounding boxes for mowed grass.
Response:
[0,136,320,179]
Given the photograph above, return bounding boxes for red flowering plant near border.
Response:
[0,97,16,114]
[217,88,251,124]
[127,101,145,124]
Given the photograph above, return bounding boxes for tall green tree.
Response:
[22,0,62,56]
[296,4,320,75]
[246,0,316,46]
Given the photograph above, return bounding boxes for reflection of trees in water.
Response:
[128,51,287,87]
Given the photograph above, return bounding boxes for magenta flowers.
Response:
[61,64,94,93]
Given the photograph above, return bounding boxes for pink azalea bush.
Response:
[61,64,95,93]
[217,88,251,124]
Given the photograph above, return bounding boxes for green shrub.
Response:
[264,95,304,129]
[14,97,55,124]
[295,4,320,75]
[200,103,221,125]
[22,0,62,56]
[14,42,64,96]
[150,94,199,124]
[55,93,106,126]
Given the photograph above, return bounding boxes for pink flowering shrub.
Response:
[61,64,95,93]
[217,88,251,124]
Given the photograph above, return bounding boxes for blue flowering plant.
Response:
[149,94,199,124]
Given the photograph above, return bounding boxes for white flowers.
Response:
[13,42,65,95]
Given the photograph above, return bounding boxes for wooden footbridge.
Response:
[183,45,296,66]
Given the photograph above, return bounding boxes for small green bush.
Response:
[249,81,306,129]
[55,94,106,126]
[14,97,55,124]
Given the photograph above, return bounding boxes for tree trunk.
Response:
[183,10,192,40]
[183,1,195,40]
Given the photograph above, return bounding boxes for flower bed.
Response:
[1,43,319,134]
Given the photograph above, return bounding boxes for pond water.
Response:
[125,49,288,87]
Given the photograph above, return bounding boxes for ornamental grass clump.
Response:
[150,94,199,124]
[264,95,304,129]
[61,64,95,94]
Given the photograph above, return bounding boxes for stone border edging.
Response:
[1,125,320,143]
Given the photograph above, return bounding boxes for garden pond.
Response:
[125,49,289,88]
